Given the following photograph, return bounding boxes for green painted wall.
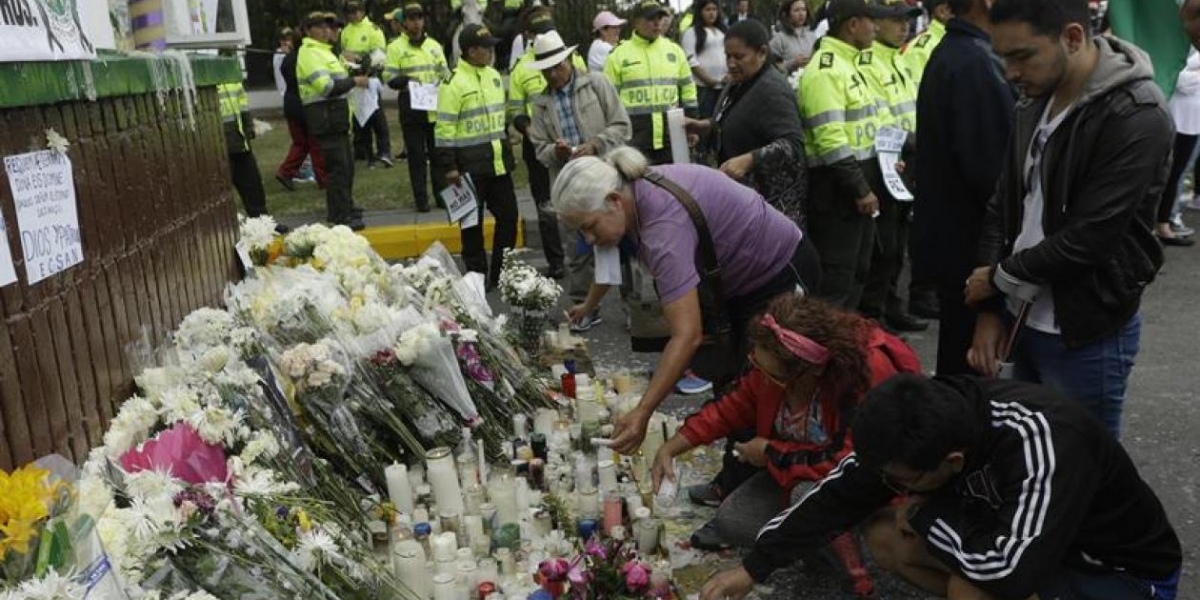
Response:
[0,51,240,109]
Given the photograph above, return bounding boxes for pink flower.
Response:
[539,558,571,582]
[622,561,652,593]
[121,422,228,485]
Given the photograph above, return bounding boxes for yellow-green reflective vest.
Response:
[436,61,510,176]
[385,33,451,122]
[859,42,917,133]
[603,33,698,151]
[901,18,946,88]
[217,81,250,151]
[797,36,880,166]
[341,17,387,54]
[298,37,350,104]
[507,48,587,119]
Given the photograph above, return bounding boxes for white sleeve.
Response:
[681,28,697,60]
[273,53,287,96]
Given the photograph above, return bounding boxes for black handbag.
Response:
[641,171,738,378]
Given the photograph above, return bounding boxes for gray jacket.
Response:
[528,70,631,177]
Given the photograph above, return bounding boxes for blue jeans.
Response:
[1011,314,1141,438]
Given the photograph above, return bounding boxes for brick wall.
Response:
[0,87,240,469]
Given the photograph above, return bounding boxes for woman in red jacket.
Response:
[651,295,919,593]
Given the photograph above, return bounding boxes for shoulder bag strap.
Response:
[641,171,728,310]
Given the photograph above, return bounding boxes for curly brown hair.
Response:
[748,294,871,406]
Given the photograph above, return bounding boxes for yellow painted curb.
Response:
[359,219,526,261]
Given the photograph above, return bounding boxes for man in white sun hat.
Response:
[589,10,627,72]
[527,29,631,332]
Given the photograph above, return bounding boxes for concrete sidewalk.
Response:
[274,186,549,261]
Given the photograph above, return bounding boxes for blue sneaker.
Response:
[675,371,713,395]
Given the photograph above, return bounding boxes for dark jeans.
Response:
[860,193,903,319]
[807,208,875,310]
[1158,133,1198,223]
[278,118,327,187]
[352,107,392,161]
[935,282,977,376]
[1012,313,1141,438]
[697,86,721,158]
[229,149,267,217]
[402,118,440,210]
[523,136,563,268]
[460,173,519,288]
[1036,567,1174,600]
[315,132,358,223]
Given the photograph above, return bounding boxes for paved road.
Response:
[519,240,1200,598]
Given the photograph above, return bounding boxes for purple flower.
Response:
[622,561,651,592]
[584,537,608,561]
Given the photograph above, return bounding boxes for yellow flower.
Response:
[0,465,55,556]
[296,509,313,533]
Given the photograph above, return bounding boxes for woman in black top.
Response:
[686,20,807,228]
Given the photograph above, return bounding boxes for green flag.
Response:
[1107,0,1190,98]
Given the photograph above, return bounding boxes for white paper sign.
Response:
[0,0,97,62]
[594,245,622,285]
[349,78,382,126]
[409,81,439,112]
[4,150,83,283]
[0,213,17,287]
[875,126,912,201]
[441,174,480,228]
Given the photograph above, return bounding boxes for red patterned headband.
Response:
[761,314,830,366]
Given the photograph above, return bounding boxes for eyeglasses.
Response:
[747,351,790,387]
[879,468,928,496]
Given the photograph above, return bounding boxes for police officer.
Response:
[385,2,450,213]
[509,11,586,279]
[857,0,928,332]
[342,1,393,167]
[604,0,699,165]
[298,11,368,230]
[797,0,887,309]
[901,0,950,87]
[217,79,275,226]
[435,24,518,288]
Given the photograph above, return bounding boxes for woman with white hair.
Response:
[554,147,820,455]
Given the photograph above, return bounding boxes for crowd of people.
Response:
[223,0,1191,597]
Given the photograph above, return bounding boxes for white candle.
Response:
[515,478,531,517]
[427,447,465,516]
[490,475,519,525]
[432,573,457,600]
[574,455,594,494]
[534,409,557,437]
[432,532,458,561]
[577,489,600,519]
[408,463,427,490]
[512,413,528,440]
[477,439,488,484]
[393,544,431,599]
[640,415,666,460]
[596,460,618,494]
[464,515,488,557]
[456,547,474,562]
[386,462,416,515]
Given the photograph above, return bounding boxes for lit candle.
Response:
[426,447,465,516]
[515,478,531,518]
[490,475,519,525]
[432,572,457,600]
[633,507,659,555]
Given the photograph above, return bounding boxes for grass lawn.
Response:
[250,113,529,217]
